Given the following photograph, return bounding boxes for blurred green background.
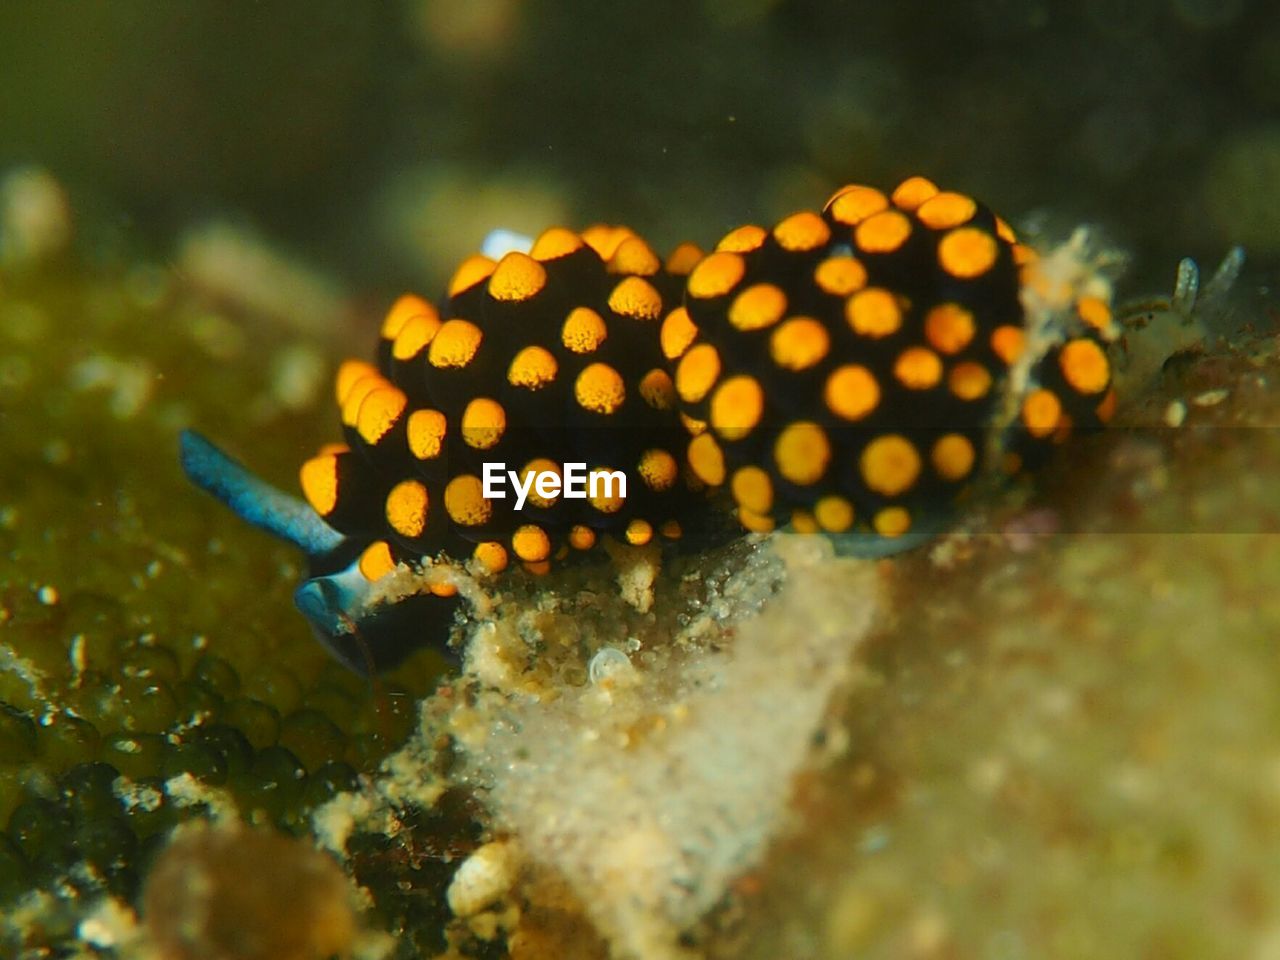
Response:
[2,0,1277,298]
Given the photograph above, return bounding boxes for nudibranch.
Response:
[181,176,1119,673]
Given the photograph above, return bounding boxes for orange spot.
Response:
[771,317,829,371]
[660,519,683,540]
[607,276,663,320]
[519,458,560,508]
[728,283,787,331]
[710,375,765,441]
[855,210,912,254]
[664,241,704,275]
[731,465,773,515]
[774,422,830,485]
[860,435,921,496]
[581,224,636,260]
[382,294,437,341]
[995,217,1017,243]
[772,211,830,252]
[687,433,726,486]
[814,495,854,533]
[931,433,976,482]
[687,251,745,299]
[873,506,912,537]
[393,312,442,362]
[824,364,880,421]
[568,525,597,550]
[890,176,939,211]
[814,256,867,296]
[939,227,998,278]
[428,319,483,368]
[561,306,608,353]
[949,362,994,401]
[508,345,558,389]
[443,474,491,526]
[660,307,698,360]
[575,363,626,414]
[639,368,675,410]
[1021,388,1062,438]
[738,507,775,533]
[299,454,339,516]
[385,479,429,538]
[608,236,661,276]
[335,360,377,406]
[625,518,654,546]
[790,510,818,534]
[359,541,397,581]
[1058,338,1110,395]
[991,325,1026,366]
[1095,388,1117,423]
[916,192,977,230]
[638,448,678,491]
[846,288,902,338]
[407,408,447,460]
[356,386,408,445]
[1012,243,1038,266]
[826,185,889,225]
[460,397,506,450]
[893,347,943,390]
[716,224,767,253]
[530,227,583,261]
[675,343,721,403]
[488,252,547,302]
[512,525,551,562]
[1076,295,1114,337]
[924,302,976,355]
[473,541,509,574]
[449,255,496,297]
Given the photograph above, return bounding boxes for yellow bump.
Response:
[854,210,912,254]
[665,241,704,276]
[738,507,775,533]
[519,458,561,508]
[335,359,377,406]
[340,372,385,427]
[991,325,1026,366]
[728,283,787,331]
[916,192,977,230]
[995,217,1017,243]
[931,433,976,482]
[774,422,830,485]
[814,495,854,533]
[771,317,829,371]
[382,294,437,342]
[385,479,429,538]
[873,506,912,537]
[826,184,889,225]
[790,510,818,534]
[512,524,551,563]
[687,432,726,486]
[430,580,458,598]
[473,541,508,575]
[639,368,676,410]
[488,251,547,302]
[428,318,483,368]
[924,302,976,355]
[772,211,830,252]
[687,251,745,299]
[938,227,998,278]
[299,454,339,516]
[587,469,626,514]
[625,518,654,546]
[890,176,939,211]
[508,345,558,389]
[660,519,682,540]
[575,362,626,414]
[608,236,661,276]
[407,408,447,460]
[392,311,443,362]
[1021,388,1063,438]
[894,347,943,390]
[814,256,867,296]
[357,385,408,445]
[660,307,698,360]
[710,375,765,441]
[581,224,636,260]
[825,364,880,420]
[846,287,902,338]
[949,361,994,401]
[449,254,496,297]
[530,226,583,261]
[731,465,773,515]
[716,224,767,253]
[607,276,663,320]
[1076,295,1114,336]
[860,434,922,496]
[1059,338,1110,395]
[461,397,506,450]
[638,448,678,491]
[561,306,608,354]
[444,474,491,526]
[675,343,721,403]
[568,525,597,550]
[358,541,396,582]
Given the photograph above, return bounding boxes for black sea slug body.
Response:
[181,176,1118,672]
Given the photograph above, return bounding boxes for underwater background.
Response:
[2,1,1280,958]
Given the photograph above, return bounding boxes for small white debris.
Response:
[446,840,519,917]
[1164,400,1188,427]
[77,896,140,950]
[1192,388,1229,407]
[588,647,637,688]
